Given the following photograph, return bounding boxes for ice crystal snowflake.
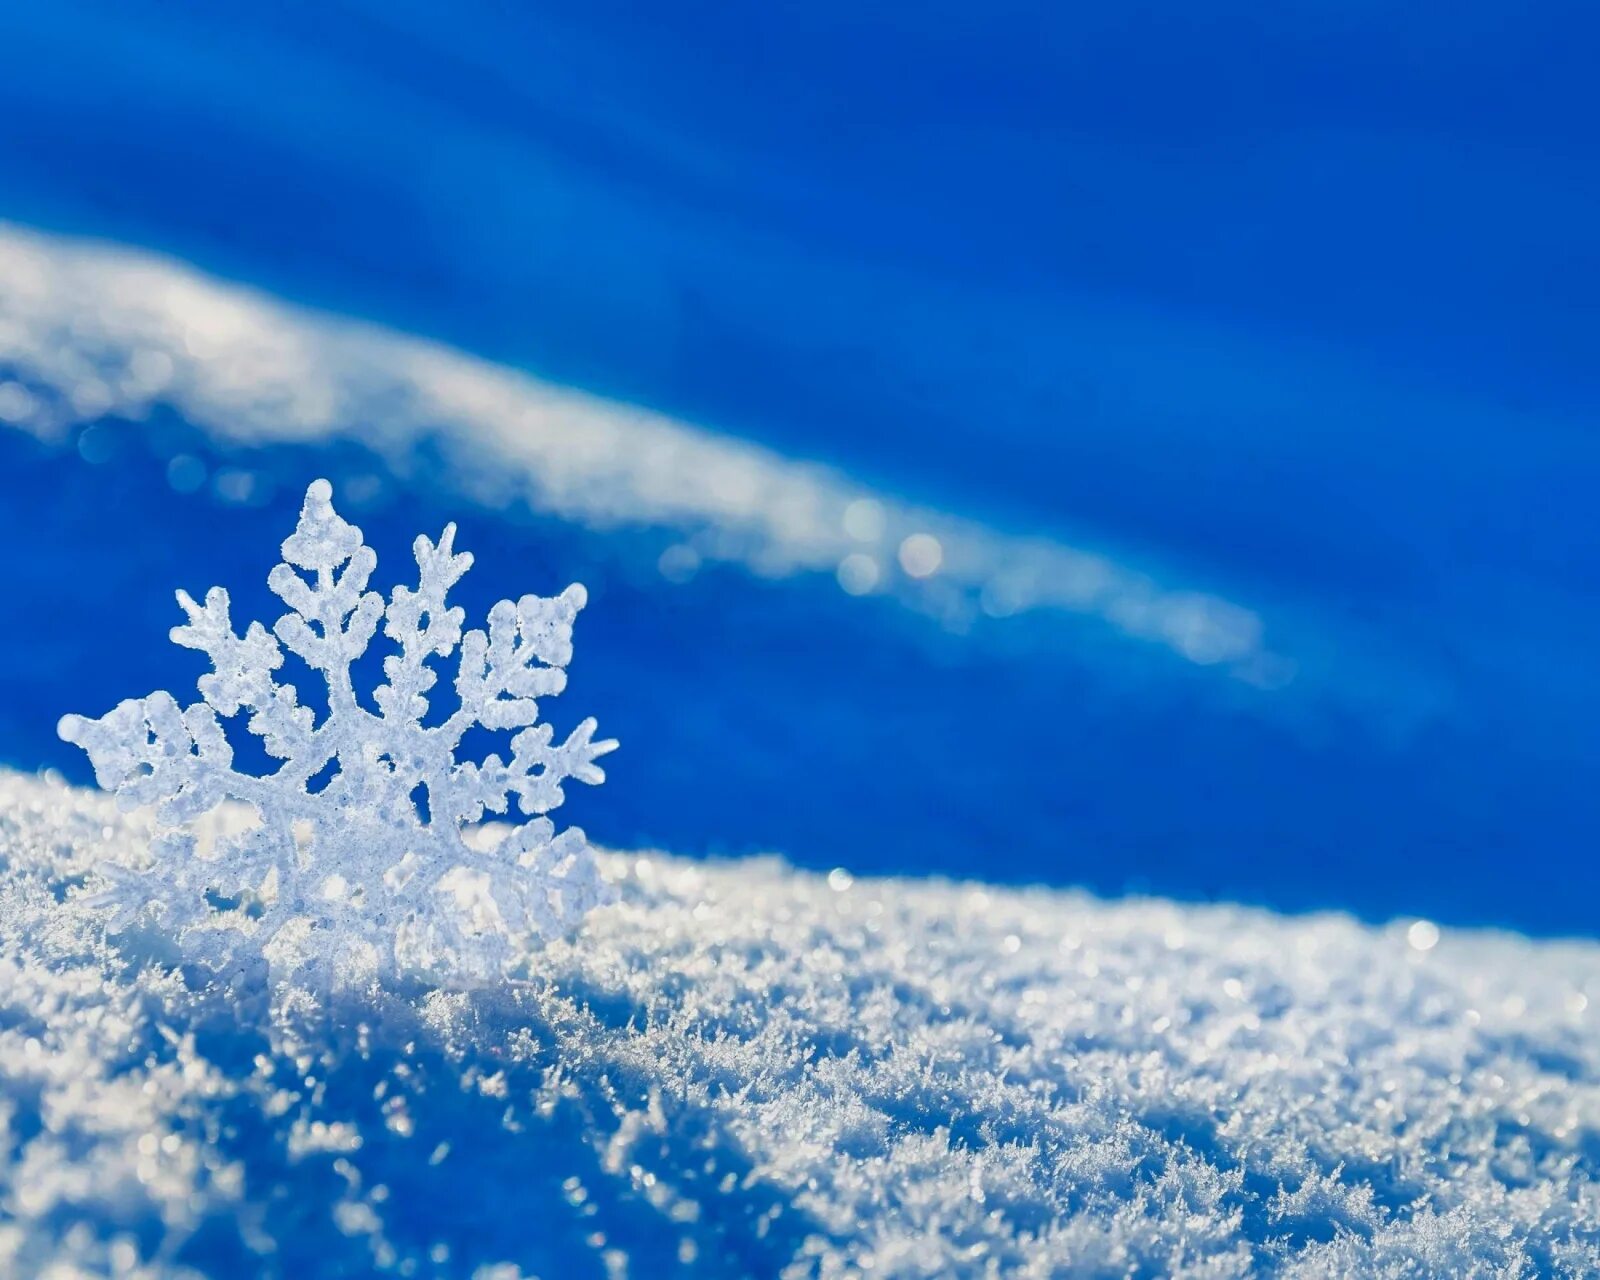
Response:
[59,479,618,987]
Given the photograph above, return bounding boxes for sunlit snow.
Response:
[0,222,1272,677]
[4,769,1597,1277]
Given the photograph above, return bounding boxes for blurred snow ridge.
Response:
[4,768,1599,1277]
[0,222,1276,679]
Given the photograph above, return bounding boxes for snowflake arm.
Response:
[170,586,315,763]
[451,589,582,730]
[266,479,384,716]
[374,525,471,728]
[438,583,618,828]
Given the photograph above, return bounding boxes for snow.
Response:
[56,480,615,988]
[3,769,1598,1276]
[0,222,1271,676]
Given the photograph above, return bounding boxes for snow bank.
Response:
[2,767,1597,1277]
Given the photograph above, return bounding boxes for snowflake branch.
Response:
[171,586,315,762]
[267,479,383,715]
[375,524,471,727]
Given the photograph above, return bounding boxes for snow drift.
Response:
[2,769,1597,1276]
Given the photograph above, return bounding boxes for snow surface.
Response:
[3,767,1598,1278]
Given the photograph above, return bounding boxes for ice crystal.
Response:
[58,479,617,986]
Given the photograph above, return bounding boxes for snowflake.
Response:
[59,479,618,987]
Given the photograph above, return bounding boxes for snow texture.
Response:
[3,768,1598,1278]
[57,480,616,988]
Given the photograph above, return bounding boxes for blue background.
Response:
[1,1,1597,934]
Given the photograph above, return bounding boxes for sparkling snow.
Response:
[3,768,1598,1277]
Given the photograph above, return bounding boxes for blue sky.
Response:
[0,1,1596,933]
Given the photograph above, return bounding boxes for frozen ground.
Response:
[3,766,1599,1278]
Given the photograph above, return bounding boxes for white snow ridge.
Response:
[0,222,1273,676]
[2,770,1598,1277]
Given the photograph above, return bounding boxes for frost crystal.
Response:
[59,479,617,986]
